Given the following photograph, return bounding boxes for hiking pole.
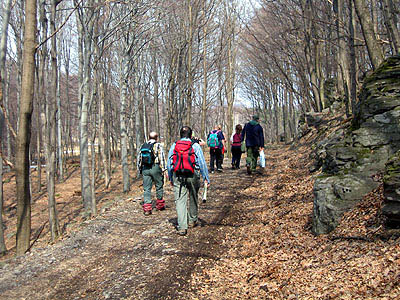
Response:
[202,183,208,203]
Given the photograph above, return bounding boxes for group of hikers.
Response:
[137,115,264,236]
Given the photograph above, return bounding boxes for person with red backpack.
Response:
[230,124,243,169]
[167,126,210,236]
[207,125,225,173]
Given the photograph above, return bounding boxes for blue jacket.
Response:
[241,120,264,147]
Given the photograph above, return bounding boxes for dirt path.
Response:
[0,157,260,300]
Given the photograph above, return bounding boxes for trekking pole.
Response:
[202,183,208,203]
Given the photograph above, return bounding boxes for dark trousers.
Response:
[231,146,242,168]
[210,148,222,171]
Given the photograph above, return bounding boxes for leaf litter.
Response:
[184,144,400,300]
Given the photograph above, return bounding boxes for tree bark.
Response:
[152,53,160,135]
[0,0,13,255]
[380,0,400,54]
[201,8,208,140]
[349,0,358,116]
[353,0,384,69]
[76,1,95,214]
[98,80,111,188]
[45,0,60,241]
[185,0,194,126]
[134,60,142,171]
[0,84,6,255]
[16,0,37,255]
[120,52,130,193]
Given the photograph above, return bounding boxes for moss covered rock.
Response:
[313,56,400,234]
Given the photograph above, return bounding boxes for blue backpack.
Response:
[140,142,155,166]
[207,130,220,148]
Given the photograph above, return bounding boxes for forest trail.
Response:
[0,148,260,300]
[2,143,400,299]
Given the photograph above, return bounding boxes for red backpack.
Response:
[232,133,241,146]
[172,140,196,176]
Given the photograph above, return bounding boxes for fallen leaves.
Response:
[186,145,400,300]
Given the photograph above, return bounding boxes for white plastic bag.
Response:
[258,150,265,168]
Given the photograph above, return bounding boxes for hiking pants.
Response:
[209,148,223,171]
[142,164,164,206]
[246,146,260,171]
[231,146,242,168]
[173,171,200,230]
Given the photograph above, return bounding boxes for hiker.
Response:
[218,124,227,169]
[167,126,210,236]
[207,125,225,173]
[241,115,265,175]
[230,124,243,169]
[137,131,167,215]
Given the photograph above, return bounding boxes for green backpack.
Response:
[207,131,220,148]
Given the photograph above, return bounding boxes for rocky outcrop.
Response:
[382,151,400,223]
[312,55,400,234]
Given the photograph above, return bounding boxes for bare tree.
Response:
[0,0,13,255]
[353,0,384,69]
[16,0,37,255]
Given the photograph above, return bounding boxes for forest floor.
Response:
[1,134,400,299]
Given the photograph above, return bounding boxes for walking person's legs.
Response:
[173,175,189,234]
[232,146,241,169]
[250,147,259,171]
[187,173,200,226]
[216,148,223,171]
[231,147,236,169]
[152,165,165,210]
[246,147,259,174]
[142,168,153,214]
[210,148,216,172]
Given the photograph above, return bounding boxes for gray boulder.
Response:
[383,151,400,224]
[313,174,379,234]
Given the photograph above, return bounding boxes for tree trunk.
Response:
[57,73,63,182]
[349,0,358,115]
[0,0,13,254]
[79,19,94,214]
[353,0,384,69]
[381,0,400,54]
[134,60,142,172]
[99,81,111,188]
[152,54,160,135]
[0,0,12,77]
[16,0,37,255]
[185,0,194,126]
[303,0,321,111]
[225,9,236,159]
[90,122,97,216]
[120,53,130,193]
[45,0,60,241]
[0,86,6,255]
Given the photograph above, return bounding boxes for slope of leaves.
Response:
[186,144,400,300]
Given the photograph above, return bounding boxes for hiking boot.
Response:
[188,221,198,228]
[256,169,265,175]
[177,229,187,236]
[246,165,252,175]
[143,203,152,215]
[156,199,165,211]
